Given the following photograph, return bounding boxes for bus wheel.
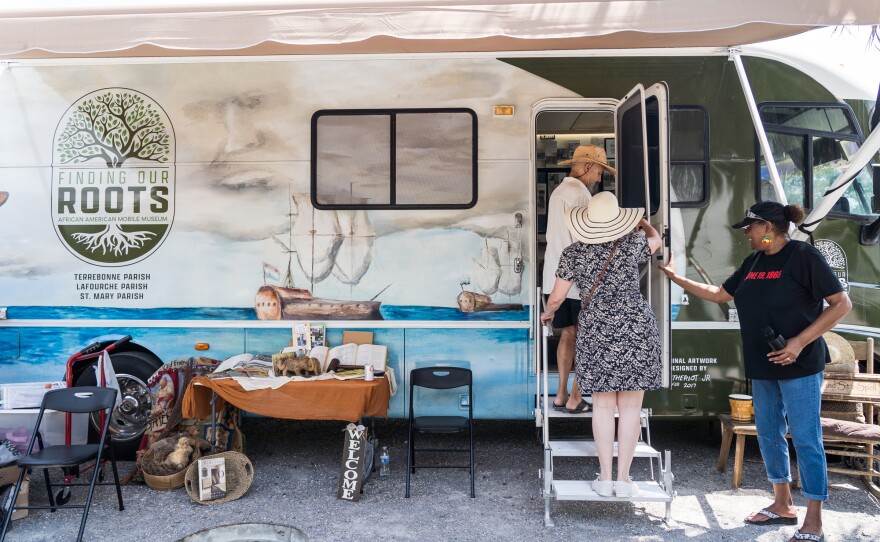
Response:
[74,350,162,460]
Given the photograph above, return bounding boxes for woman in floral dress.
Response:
[541,191,662,498]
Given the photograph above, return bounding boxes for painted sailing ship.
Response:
[254,193,383,320]
[457,233,525,313]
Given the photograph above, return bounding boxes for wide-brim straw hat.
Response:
[823,331,857,373]
[185,451,254,505]
[565,191,643,244]
[558,144,617,174]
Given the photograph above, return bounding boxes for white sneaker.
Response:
[591,477,614,497]
[614,478,639,498]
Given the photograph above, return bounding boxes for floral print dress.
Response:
[556,231,661,393]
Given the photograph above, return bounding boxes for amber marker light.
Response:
[493,105,514,116]
[195,343,210,351]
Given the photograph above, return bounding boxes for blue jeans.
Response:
[751,371,828,502]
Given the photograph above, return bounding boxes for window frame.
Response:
[310,108,478,210]
[669,105,710,209]
[754,101,871,218]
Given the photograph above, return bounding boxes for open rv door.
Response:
[615,83,671,387]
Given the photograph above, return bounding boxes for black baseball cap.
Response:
[731,201,786,229]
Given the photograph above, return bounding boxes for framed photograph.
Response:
[310,323,326,347]
[601,170,616,193]
[604,138,616,160]
[537,183,548,216]
[547,172,565,192]
[544,139,557,165]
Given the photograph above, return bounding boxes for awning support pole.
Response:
[729,48,787,206]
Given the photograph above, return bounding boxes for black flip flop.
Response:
[744,509,798,526]
[566,399,591,414]
[552,402,567,411]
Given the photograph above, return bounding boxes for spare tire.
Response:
[74,350,163,460]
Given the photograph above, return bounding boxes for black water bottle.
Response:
[763,326,787,352]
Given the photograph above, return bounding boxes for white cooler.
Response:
[0,382,66,410]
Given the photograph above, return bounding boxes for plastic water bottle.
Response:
[379,446,390,477]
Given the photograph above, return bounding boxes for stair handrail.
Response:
[539,287,551,446]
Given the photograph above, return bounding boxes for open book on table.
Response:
[284,343,387,372]
[210,353,274,378]
[331,368,367,381]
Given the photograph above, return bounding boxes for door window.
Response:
[617,92,647,212]
[618,95,662,215]
[670,107,709,207]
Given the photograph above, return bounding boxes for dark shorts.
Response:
[547,297,582,329]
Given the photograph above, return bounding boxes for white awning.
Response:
[1,1,878,58]
[743,26,880,101]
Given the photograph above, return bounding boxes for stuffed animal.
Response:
[165,437,195,470]
[272,352,323,377]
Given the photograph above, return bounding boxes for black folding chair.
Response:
[406,367,474,498]
[0,387,124,542]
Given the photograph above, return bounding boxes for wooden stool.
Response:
[717,414,798,489]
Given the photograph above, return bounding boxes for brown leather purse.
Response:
[580,240,618,314]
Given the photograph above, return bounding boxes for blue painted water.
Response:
[7,305,529,321]
[0,305,529,384]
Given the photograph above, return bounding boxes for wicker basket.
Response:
[184,451,253,505]
[141,439,202,491]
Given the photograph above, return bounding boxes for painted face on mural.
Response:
[183,91,291,191]
[175,69,298,241]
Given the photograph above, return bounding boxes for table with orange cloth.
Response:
[182,375,392,423]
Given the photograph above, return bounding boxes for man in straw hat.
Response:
[542,145,617,413]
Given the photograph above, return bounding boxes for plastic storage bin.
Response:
[0,408,88,454]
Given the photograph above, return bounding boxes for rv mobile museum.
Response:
[0,3,879,456]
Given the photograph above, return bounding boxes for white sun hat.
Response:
[565,191,644,244]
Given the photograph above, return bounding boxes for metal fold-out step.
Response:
[548,439,662,458]
[536,301,674,528]
[538,403,652,421]
[552,479,672,502]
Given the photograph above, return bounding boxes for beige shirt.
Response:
[543,177,592,300]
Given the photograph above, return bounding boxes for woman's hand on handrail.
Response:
[656,252,733,304]
[541,278,573,324]
[657,251,676,279]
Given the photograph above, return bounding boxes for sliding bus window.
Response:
[311,109,477,210]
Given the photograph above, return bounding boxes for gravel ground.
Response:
[4,418,880,542]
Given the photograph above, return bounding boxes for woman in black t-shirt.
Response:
[658,201,851,542]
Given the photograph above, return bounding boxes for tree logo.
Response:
[51,88,175,266]
[815,239,849,291]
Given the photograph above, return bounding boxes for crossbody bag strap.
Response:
[581,240,618,313]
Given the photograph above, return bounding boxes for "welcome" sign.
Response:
[337,424,368,501]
